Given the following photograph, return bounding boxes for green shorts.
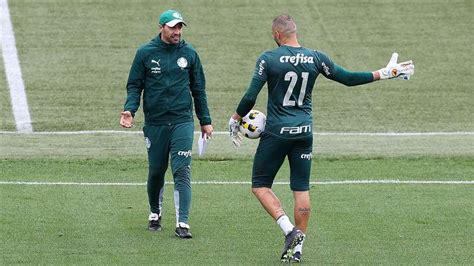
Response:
[252,132,313,191]
[143,122,194,173]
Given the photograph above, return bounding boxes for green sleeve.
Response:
[329,64,374,86]
[124,49,145,117]
[189,52,212,126]
[316,51,374,87]
[236,77,266,117]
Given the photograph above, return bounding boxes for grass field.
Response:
[5,0,473,132]
[1,0,473,264]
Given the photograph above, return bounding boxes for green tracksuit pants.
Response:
[143,122,194,225]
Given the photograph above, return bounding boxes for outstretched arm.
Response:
[326,64,375,86]
[318,51,414,86]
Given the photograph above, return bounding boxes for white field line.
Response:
[1,130,474,136]
[0,180,473,186]
[0,0,33,133]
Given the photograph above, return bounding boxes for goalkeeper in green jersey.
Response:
[228,14,414,262]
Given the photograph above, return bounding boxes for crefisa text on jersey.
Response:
[279,53,314,66]
[280,124,312,134]
[258,60,265,75]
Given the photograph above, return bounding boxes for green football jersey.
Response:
[236,45,373,139]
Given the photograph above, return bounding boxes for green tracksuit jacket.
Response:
[124,34,211,126]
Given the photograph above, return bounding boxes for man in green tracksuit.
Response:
[120,9,213,239]
[228,14,414,261]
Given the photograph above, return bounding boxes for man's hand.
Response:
[201,124,213,139]
[376,52,415,80]
[120,111,133,128]
[228,114,242,147]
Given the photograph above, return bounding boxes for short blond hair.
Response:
[272,14,297,35]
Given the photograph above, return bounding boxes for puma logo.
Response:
[151,59,161,74]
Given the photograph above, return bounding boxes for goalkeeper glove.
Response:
[377,52,415,80]
[228,117,242,147]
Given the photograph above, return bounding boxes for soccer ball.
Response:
[239,110,266,139]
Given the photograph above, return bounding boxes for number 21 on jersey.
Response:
[283,71,309,107]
